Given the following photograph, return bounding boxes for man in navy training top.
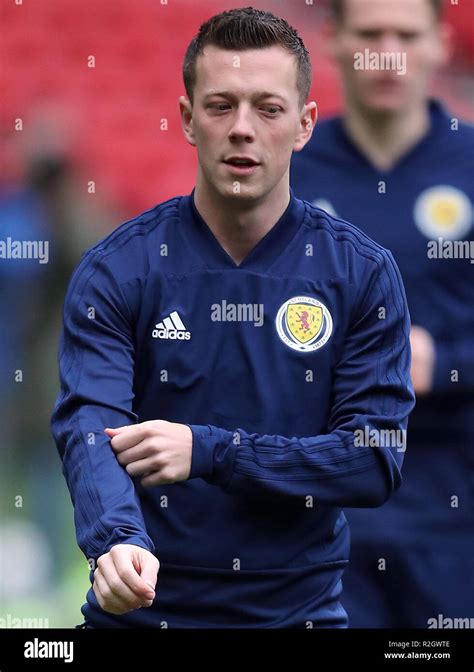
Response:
[52,7,415,628]
[291,0,474,627]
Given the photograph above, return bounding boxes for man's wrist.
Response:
[187,424,235,483]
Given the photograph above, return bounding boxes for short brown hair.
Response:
[182,7,312,108]
[329,0,444,22]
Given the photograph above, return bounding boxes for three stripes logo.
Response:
[152,311,191,340]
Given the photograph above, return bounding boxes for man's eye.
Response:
[356,30,381,40]
[261,106,281,116]
[210,103,231,112]
[399,31,419,41]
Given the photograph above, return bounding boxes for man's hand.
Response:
[93,544,159,615]
[106,420,193,487]
[410,325,436,396]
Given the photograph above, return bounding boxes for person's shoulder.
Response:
[89,194,182,258]
[451,117,474,147]
[313,115,341,134]
[73,194,183,278]
[302,198,394,267]
[300,201,404,298]
[454,116,474,136]
[300,115,343,154]
[312,115,341,140]
[432,101,474,145]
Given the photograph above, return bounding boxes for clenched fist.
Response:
[93,544,159,615]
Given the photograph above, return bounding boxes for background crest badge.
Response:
[276,296,333,352]
[413,185,472,240]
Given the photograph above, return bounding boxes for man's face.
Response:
[180,45,315,202]
[331,0,449,113]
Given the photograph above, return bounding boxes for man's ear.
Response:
[293,101,318,153]
[179,96,196,147]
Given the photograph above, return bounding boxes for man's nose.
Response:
[376,32,403,55]
[228,105,256,142]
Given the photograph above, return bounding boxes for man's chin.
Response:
[216,180,263,203]
[361,91,411,115]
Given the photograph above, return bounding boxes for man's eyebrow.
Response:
[255,91,288,102]
[203,90,288,102]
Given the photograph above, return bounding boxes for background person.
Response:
[291,0,474,627]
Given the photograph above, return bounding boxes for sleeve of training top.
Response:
[50,250,155,562]
[188,250,415,508]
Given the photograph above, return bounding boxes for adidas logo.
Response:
[152,311,191,340]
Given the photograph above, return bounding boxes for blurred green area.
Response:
[1,470,91,628]
[1,555,90,629]
[0,160,117,629]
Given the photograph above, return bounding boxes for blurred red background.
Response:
[2,0,473,218]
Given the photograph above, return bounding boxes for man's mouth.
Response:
[222,156,261,175]
[223,156,260,167]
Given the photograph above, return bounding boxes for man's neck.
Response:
[343,101,431,171]
[193,175,291,265]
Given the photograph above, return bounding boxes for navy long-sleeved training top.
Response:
[51,188,415,627]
